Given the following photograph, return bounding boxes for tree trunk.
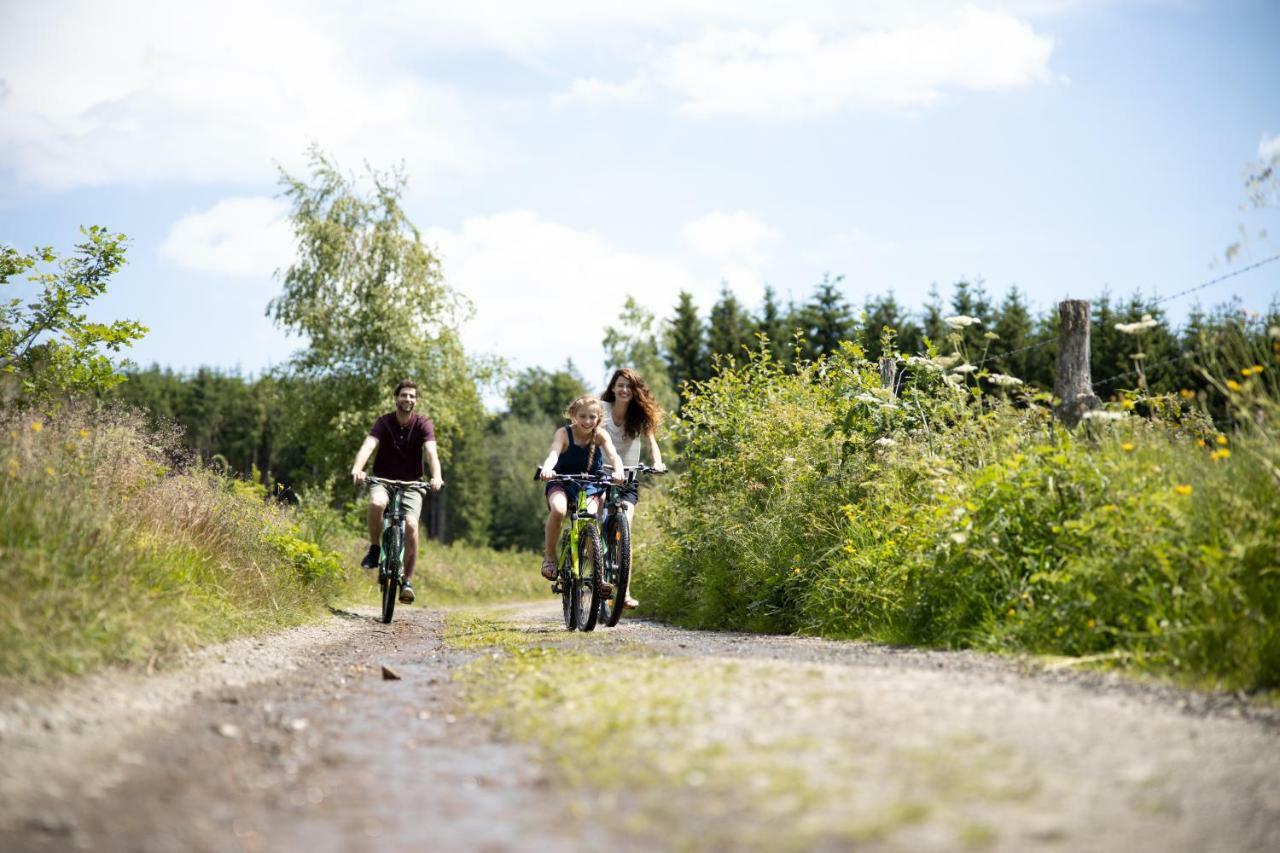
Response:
[1053,300,1100,428]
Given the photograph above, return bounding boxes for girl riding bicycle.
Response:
[600,368,666,608]
[538,395,625,581]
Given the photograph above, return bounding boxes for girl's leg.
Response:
[544,489,568,578]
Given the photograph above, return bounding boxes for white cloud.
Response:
[160,197,295,278]
[556,74,653,106]
[658,6,1054,117]
[0,1,489,189]
[682,211,780,266]
[1260,133,1280,163]
[425,209,788,381]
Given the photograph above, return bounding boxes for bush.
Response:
[638,330,1280,691]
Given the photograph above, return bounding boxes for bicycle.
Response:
[536,469,612,631]
[365,476,430,624]
[597,465,664,628]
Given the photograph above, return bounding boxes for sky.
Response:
[1,0,1278,402]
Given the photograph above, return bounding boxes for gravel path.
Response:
[1,600,1277,852]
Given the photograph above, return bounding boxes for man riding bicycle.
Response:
[351,380,443,604]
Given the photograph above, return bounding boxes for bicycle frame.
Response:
[556,482,601,582]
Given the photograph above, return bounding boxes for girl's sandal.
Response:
[540,559,558,581]
[623,596,639,609]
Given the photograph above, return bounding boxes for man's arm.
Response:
[352,435,379,485]
[425,440,444,491]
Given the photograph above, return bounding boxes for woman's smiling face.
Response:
[612,376,633,401]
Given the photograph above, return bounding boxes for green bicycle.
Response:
[598,465,664,628]
[537,470,611,631]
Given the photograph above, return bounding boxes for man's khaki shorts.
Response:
[368,482,424,524]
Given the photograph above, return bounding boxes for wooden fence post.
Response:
[878,357,898,397]
[1053,299,1100,427]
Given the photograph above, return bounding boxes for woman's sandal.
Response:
[623,596,639,609]
[540,559,557,581]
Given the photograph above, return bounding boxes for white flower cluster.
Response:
[945,315,981,328]
[906,356,942,371]
[951,363,978,375]
[987,373,1024,387]
[1269,325,1280,340]
[874,437,897,448]
[1115,314,1159,335]
[1081,410,1127,422]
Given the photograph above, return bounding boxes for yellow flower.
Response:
[792,567,802,575]
[1226,379,1242,392]
[29,421,43,432]
[1209,449,1231,462]
[1179,388,1195,399]
[1215,434,1228,446]
[1195,438,1207,448]
[45,466,55,477]
[1121,398,1135,411]
[1173,484,1193,496]
[78,428,91,439]
[1121,442,1135,452]
[1007,608,1016,617]
[1087,619,1097,629]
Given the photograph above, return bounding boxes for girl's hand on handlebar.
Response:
[429,476,444,491]
[539,467,556,481]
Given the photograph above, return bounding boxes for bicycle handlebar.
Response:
[533,467,615,484]
[366,476,433,492]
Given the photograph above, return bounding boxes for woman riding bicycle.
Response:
[538,395,624,581]
[600,368,666,608]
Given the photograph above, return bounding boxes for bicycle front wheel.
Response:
[600,512,631,628]
[381,526,403,624]
[559,530,576,630]
[575,523,603,632]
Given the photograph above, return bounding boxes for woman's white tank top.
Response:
[604,408,642,466]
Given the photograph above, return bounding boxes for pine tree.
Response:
[707,284,754,369]
[665,291,706,405]
[795,273,854,361]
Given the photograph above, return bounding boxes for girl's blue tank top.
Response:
[554,426,602,475]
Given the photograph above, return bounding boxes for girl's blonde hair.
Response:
[564,395,604,420]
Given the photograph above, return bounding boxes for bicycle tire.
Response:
[575,523,603,632]
[559,529,576,630]
[381,525,403,624]
[600,512,631,628]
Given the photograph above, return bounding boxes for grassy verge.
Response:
[637,325,1280,692]
[0,404,544,682]
[444,610,1028,851]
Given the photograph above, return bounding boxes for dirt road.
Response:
[2,601,1277,852]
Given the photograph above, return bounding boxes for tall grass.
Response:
[638,323,1280,691]
[0,405,348,680]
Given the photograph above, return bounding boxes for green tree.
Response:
[795,273,854,361]
[602,296,678,412]
[1,226,147,404]
[503,364,588,423]
[754,285,791,365]
[269,147,490,544]
[861,293,921,361]
[988,287,1037,382]
[665,291,706,405]
[707,284,754,367]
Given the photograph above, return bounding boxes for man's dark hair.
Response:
[394,380,418,397]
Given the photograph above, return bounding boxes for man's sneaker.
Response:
[360,544,380,569]
[399,581,416,604]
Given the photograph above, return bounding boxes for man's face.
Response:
[396,388,418,413]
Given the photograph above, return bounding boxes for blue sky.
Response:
[1,0,1277,399]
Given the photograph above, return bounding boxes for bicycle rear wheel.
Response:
[575,523,603,632]
[381,526,403,624]
[600,512,631,628]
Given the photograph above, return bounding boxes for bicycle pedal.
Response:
[550,581,563,594]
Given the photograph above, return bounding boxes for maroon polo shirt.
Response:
[369,413,436,481]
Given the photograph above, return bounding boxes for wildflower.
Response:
[842,544,856,554]
[1122,442,1135,452]
[1087,619,1097,629]
[1081,410,1126,422]
[45,466,55,477]
[854,393,882,405]
[1174,484,1193,496]
[792,567,802,575]
[1178,389,1195,400]
[78,428,91,439]
[1195,438,1206,448]
[1129,352,1146,361]
[906,356,941,371]
[984,331,1000,340]
[1226,380,1242,392]
[1270,326,1280,340]
[29,421,43,433]
[782,457,796,464]
[1121,399,1135,411]
[950,532,968,545]
[933,354,961,368]
[875,437,897,448]
[951,363,978,375]
[1210,449,1231,461]
[945,315,981,328]
[1007,608,1016,617]
[1114,314,1159,334]
[1215,435,1228,446]
[988,373,1023,387]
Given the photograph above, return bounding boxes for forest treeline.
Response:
[111,277,1278,553]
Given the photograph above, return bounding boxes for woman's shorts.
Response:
[369,482,424,521]
[546,481,605,509]
[613,483,639,506]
